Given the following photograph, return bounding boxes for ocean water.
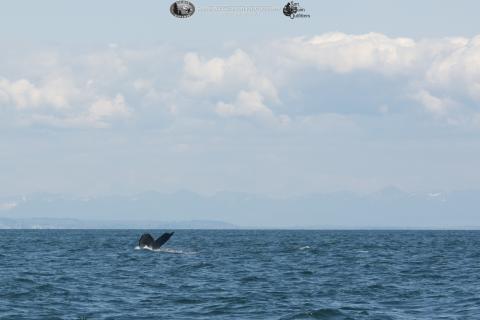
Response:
[1,230,480,319]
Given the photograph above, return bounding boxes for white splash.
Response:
[135,246,195,254]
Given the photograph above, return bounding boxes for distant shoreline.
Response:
[1,218,480,231]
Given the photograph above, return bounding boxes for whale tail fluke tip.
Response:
[154,232,175,248]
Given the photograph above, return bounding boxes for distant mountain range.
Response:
[0,188,479,228]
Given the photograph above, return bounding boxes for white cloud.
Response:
[0,77,76,110]
[19,94,131,129]
[273,33,480,123]
[425,35,480,101]
[88,94,130,121]
[412,90,455,116]
[216,90,274,118]
[183,52,225,91]
[0,79,41,109]
[182,49,278,102]
[0,48,133,128]
[3,34,480,129]
[216,90,292,126]
[276,32,418,74]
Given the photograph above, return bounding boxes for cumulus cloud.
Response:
[277,32,418,74]
[89,94,130,121]
[412,90,455,117]
[275,32,472,76]
[425,36,480,100]
[182,49,279,102]
[0,77,76,110]
[216,90,274,118]
[3,33,480,129]
[272,32,480,123]
[179,33,480,125]
[23,94,131,128]
[0,46,135,128]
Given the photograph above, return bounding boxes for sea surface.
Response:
[1,230,480,319]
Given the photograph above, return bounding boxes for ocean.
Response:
[1,230,479,319]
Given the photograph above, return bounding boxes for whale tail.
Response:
[154,232,175,248]
[139,233,154,248]
[138,232,174,249]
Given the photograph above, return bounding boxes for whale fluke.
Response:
[139,233,155,248]
[154,232,174,248]
[138,232,174,249]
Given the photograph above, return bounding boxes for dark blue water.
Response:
[1,230,480,319]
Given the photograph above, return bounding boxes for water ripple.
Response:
[1,230,480,319]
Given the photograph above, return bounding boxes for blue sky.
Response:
[1,0,480,197]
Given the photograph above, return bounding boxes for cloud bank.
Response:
[1,32,480,129]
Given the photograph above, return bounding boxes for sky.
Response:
[1,0,480,198]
